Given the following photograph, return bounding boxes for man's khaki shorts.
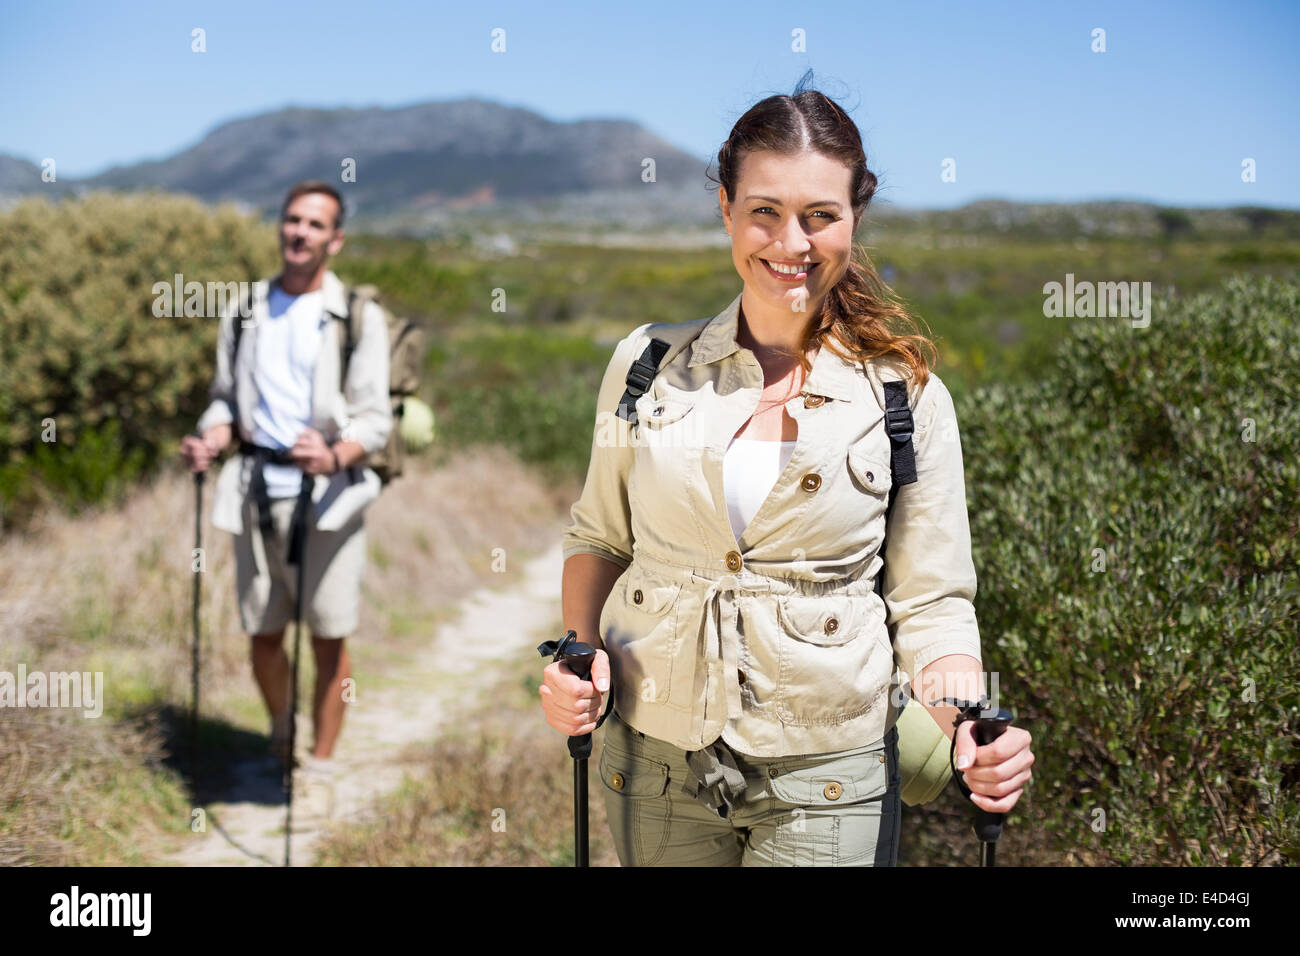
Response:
[599,711,901,866]
[233,496,366,638]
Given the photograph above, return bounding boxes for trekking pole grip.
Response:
[563,643,597,759]
[932,696,1015,842]
[971,709,1014,842]
[537,631,602,759]
[563,643,596,682]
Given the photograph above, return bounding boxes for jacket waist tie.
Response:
[681,570,774,818]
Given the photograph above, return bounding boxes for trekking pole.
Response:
[931,695,1015,867]
[283,473,314,867]
[190,466,204,773]
[537,630,597,867]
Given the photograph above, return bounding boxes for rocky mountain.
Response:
[0,98,718,229]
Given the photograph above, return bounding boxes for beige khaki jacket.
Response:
[563,292,982,757]
[196,269,392,536]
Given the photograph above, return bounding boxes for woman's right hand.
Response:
[540,648,610,736]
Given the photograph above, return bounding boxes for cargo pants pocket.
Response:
[757,725,901,867]
[599,714,672,866]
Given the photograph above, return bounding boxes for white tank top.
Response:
[723,438,796,541]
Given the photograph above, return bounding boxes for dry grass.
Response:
[361,443,575,631]
[315,649,620,867]
[0,707,190,865]
[0,444,578,864]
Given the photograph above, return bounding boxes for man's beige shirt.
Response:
[197,269,391,535]
[563,292,982,757]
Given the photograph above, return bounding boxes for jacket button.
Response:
[653,405,664,416]
[725,551,742,572]
[611,772,626,791]
[824,782,843,801]
[800,473,822,492]
[824,617,839,635]
[768,766,779,779]
[864,470,875,484]
[632,589,643,605]
[803,394,825,408]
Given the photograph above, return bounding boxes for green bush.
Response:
[0,418,149,515]
[0,191,278,529]
[427,328,607,480]
[926,273,1300,865]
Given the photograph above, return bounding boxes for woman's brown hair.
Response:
[710,79,936,388]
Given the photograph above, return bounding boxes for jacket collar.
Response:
[265,268,349,319]
[688,291,861,402]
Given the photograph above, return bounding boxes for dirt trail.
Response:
[165,536,565,866]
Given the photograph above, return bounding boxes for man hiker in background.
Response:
[179,180,391,823]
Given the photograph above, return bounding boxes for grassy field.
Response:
[314,645,621,868]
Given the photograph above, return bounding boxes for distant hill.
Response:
[869,199,1300,242]
[0,98,716,229]
[0,155,75,197]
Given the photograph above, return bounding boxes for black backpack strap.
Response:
[882,380,918,493]
[238,440,294,538]
[229,285,253,378]
[339,287,362,390]
[228,285,255,431]
[616,338,671,426]
[875,379,920,605]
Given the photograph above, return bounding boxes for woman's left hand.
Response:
[953,722,1034,813]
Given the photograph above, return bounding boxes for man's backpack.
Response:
[230,281,427,485]
[614,323,950,806]
[336,284,426,485]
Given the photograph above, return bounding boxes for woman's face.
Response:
[720,148,857,321]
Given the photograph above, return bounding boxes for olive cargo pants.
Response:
[600,710,901,866]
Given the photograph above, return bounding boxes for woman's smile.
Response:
[759,258,819,282]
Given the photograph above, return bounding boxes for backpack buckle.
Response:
[624,360,656,393]
[885,407,913,443]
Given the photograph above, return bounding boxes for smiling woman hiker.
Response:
[539,79,1034,867]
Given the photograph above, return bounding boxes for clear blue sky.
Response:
[3,0,1297,208]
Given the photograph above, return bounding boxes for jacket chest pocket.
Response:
[602,563,687,712]
[844,441,894,550]
[771,592,892,727]
[633,393,699,446]
[847,443,893,497]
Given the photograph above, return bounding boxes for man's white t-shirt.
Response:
[251,285,326,498]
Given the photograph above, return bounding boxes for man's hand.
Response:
[179,424,232,473]
[290,427,336,476]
